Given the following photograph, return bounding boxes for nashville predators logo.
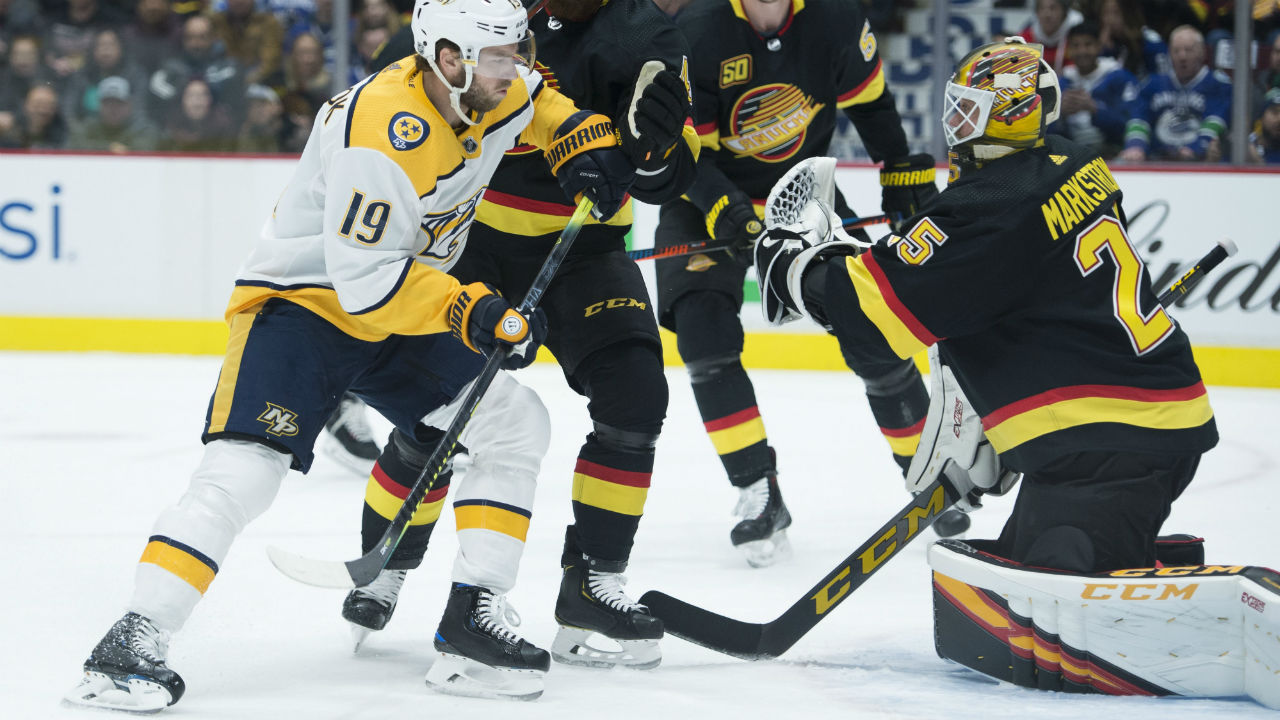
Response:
[419,189,483,261]
[388,112,428,151]
[721,84,824,162]
[257,403,300,437]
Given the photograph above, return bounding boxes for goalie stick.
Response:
[266,198,596,590]
[626,215,890,262]
[638,237,1238,659]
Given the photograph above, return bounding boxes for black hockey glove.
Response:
[707,192,763,266]
[449,283,548,370]
[547,111,635,221]
[879,153,939,232]
[618,62,691,174]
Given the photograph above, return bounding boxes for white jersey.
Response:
[226,58,583,341]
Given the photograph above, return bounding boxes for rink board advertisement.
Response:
[1,153,1277,386]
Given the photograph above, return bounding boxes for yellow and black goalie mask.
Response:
[942,38,1060,151]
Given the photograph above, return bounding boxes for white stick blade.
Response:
[266,545,356,589]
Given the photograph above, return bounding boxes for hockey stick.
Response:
[638,237,1238,659]
[266,198,596,589]
[627,215,890,263]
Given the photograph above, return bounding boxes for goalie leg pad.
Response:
[929,539,1280,709]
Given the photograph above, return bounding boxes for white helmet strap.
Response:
[425,50,481,127]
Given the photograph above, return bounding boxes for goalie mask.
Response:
[942,38,1060,160]
[412,0,534,126]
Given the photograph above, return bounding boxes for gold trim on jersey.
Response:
[207,303,261,435]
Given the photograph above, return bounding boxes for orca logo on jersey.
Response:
[419,189,483,262]
[257,403,300,437]
[721,84,824,162]
[388,112,428,151]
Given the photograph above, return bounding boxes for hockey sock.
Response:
[686,354,775,486]
[360,430,452,569]
[570,431,653,565]
[857,359,929,476]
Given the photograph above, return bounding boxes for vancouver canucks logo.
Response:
[419,189,484,262]
[388,112,428,151]
[722,83,824,163]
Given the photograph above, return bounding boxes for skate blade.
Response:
[737,529,792,568]
[550,626,662,670]
[349,623,372,653]
[424,652,545,701]
[321,435,377,478]
[63,672,171,714]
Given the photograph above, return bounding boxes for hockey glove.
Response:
[905,346,1020,512]
[448,283,548,371]
[754,198,863,325]
[547,111,635,221]
[706,192,763,266]
[618,60,691,174]
[880,153,939,232]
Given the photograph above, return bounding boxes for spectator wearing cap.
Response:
[210,0,283,86]
[67,75,158,152]
[235,82,292,152]
[1249,88,1280,163]
[1055,21,1139,157]
[1018,0,1084,73]
[61,27,148,122]
[1121,25,1232,161]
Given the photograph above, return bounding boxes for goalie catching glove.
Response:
[546,111,635,221]
[448,283,548,370]
[618,60,691,175]
[905,346,1019,512]
[880,153,939,232]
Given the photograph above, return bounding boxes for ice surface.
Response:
[2,351,1276,719]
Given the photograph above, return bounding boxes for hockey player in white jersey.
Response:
[64,0,635,710]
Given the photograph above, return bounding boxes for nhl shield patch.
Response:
[388,112,428,151]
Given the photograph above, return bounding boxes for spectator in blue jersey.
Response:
[1056,21,1137,156]
[1249,88,1280,163]
[1120,25,1231,162]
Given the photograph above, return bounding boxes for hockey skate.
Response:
[64,612,186,714]
[425,583,550,701]
[322,393,380,476]
[731,474,792,568]
[341,568,406,651]
[552,545,663,669]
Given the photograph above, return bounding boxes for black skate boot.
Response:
[341,568,406,651]
[731,473,792,568]
[64,612,186,713]
[425,583,550,701]
[551,527,663,669]
[323,393,380,476]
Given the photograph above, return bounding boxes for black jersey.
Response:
[678,0,907,213]
[471,0,698,255]
[824,135,1217,472]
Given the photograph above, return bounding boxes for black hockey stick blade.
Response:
[267,198,596,590]
[640,477,960,659]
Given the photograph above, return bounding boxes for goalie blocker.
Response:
[931,539,1280,709]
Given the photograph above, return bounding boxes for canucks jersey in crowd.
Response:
[1124,66,1231,160]
[1055,56,1137,149]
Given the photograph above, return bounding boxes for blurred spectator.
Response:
[351,24,390,84]
[1018,0,1084,72]
[1,0,43,62]
[211,0,284,86]
[61,27,148,121]
[42,0,129,79]
[148,13,245,127]
[279,32,331,125]
[158,77,235,151]
[1141,0,1203,40]
[0,83,70,148]
[283,0,344,79]
[235,82,295,152]
[0,34,54,115]
[121,0,181,75]
[357,0,401,38]
[1258,30,1280,107]
[1121,25,1231,161]
[1248,87,1280,162]
[1056,21,1138,156]
[1086,0,1169,78]
[173,0,210,18]
[66,75,159,152]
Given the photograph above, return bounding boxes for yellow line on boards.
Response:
[2,316,1277,389]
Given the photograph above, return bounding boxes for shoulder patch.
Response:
[1050,154,1068,165]
[388,112,429,151]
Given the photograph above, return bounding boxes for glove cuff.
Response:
[705,192,757,239]
[447,282,498,354]
[546,111,617,176]
[880,156,937,187]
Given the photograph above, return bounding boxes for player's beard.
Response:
[461,81,506,114]
[546,0,602,22]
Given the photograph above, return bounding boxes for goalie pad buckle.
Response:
[929,540,1280,709]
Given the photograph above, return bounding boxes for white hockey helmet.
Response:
[412,0,534,124]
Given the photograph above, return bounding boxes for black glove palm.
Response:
[708,193,763,266]
[619,66,691,173]
[880,153,939,232]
